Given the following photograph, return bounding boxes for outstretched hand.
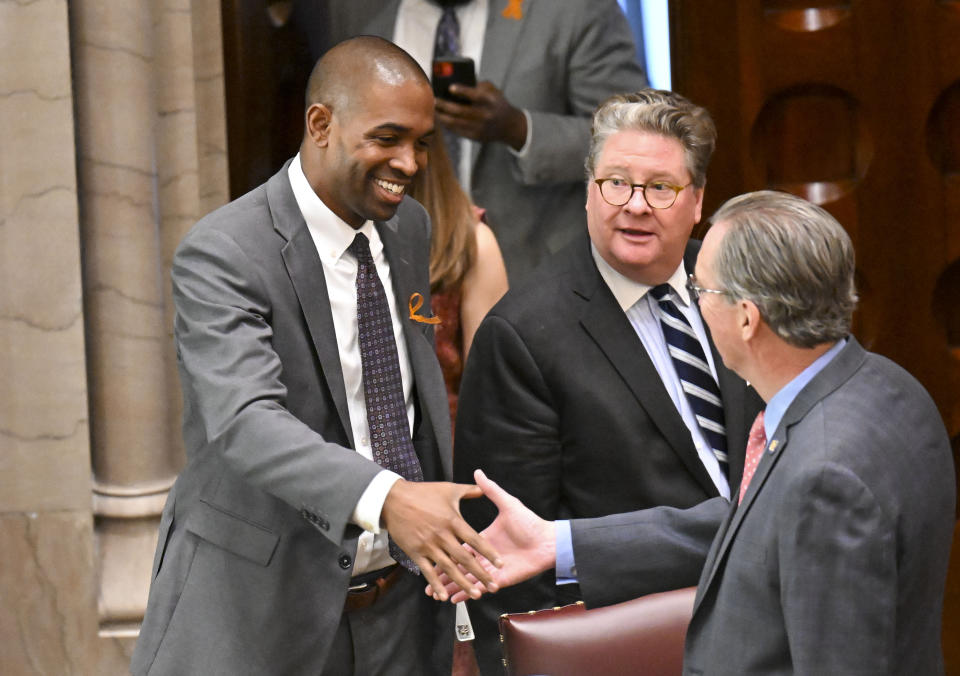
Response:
[425,469,556,603]
[381,479,502,602]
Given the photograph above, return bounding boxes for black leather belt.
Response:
[344,564,403,613]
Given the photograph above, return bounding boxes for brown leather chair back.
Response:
[498,587,696,676]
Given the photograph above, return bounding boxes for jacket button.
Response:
[338,554,352,569]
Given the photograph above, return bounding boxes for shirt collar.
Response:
[591,244,691,311]
[287,152,379,264]
[763,337,847,440]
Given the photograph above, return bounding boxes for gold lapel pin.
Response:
[502,0,523,20]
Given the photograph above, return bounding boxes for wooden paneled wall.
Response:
[220,0,320,197]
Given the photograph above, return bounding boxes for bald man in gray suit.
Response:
[131,37,498,676]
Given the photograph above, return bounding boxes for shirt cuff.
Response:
[509,109,533,158]
[555,519,578,584]
[352,470,402,534]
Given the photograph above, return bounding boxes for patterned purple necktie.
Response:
[349,232,424,572]
[433,6,463,181]
[433,6,460,57]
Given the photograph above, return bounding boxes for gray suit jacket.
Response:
[324,0,647,283]
[682,337,956,675]
[131,161,454,675]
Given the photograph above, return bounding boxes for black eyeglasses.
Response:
[594,177,691,209]
[686,274,727,303]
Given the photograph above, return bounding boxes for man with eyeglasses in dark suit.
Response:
[453,89,763,674]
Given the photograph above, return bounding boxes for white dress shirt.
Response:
[288,155,414,574]
[592,246,730,498]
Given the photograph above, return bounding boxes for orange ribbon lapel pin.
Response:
[408,292,441,325]
[502,0,523,20]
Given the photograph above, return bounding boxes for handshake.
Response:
[422,470,556,603]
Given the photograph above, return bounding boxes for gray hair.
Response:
[585,89,717,188]
[710,190,858,348]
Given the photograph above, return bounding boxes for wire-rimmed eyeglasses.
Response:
[686,274,728,303]
[594,177,692,209]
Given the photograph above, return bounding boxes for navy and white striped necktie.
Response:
[650,284,729,476]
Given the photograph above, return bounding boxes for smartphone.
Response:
[432,56,476,103]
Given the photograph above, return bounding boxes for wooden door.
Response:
[669,0,960,668]
[220,0,321,197]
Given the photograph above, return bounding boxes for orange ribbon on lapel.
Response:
[408,292,441,325]
[502,0,523,20]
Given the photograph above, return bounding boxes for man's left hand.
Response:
[435,81,528,151]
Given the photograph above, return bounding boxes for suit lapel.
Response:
[572,241,720,497]
[692,500,737,611]
[472,1,529,169]
[693,428,790,614]
[268,162,354,447]
[374,214,419,356]
[479,0,530,87]
[692,338,868,614]
[375,213,451,478]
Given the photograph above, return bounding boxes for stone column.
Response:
[0,0,100,673]
[2,0,227,670]
[69,0,228,645]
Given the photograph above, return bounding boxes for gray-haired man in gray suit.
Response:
[131,36,499,676]
[441,190,956,674]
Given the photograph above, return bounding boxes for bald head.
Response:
[305,36,430,120]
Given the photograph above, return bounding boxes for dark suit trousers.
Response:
[322,569,449,676]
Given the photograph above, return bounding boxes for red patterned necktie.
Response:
[738,410,766,504]
[349,232,424,572]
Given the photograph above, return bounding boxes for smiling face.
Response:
[311,77,435,227]
[586,130,704,285]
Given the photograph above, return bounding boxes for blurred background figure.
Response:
[411,133,508,430]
